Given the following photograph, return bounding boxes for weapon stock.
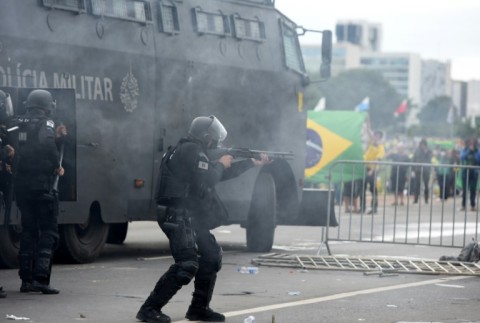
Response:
[208,147,294,161]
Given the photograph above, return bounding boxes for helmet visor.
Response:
[208,117,227,145]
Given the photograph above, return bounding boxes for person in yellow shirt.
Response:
[360,130,385,214]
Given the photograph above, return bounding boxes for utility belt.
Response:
[156,205,190,231]
[156,205,196,249]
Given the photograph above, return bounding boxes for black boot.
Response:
[136,305,170,323]
[30,248,58,294]
[185,306,225,322]
[0,286,6,298]
[20,281,33,293]
[137,268,183,323]
[30,280,59,294]
[186,276,224,322]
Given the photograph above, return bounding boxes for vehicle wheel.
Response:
[56,202,108,263]
[246,172,276,252]
[106,222,128,244]
[0,225,21,269]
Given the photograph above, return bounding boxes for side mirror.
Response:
[320,30,332,79]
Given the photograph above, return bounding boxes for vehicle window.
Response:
[157,1,180,34]
[91,0,152,24]
[192,8,230,36]
[281,19,305,74]
[42,0,87,12]
[232,15,265,42]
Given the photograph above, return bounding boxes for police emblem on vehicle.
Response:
[120,70,139,113]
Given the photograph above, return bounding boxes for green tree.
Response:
[416,96,453,137]
[417,96,452,124]
[304,69,403,129]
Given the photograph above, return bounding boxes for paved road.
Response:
[1,222,479,323]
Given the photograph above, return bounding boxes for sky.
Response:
[275,0,480,81]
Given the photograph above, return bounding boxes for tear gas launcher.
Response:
[207,147,294,161]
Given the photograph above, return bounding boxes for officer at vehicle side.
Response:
[0,89,14,299]
[14,89,66,295]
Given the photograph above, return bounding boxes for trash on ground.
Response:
[238,266,259,274]
[6,315,30,321]
[287,291,301,296]
[243,315,255,323]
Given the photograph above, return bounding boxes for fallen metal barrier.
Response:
[252,253,480,276]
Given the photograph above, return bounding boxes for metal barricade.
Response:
[320,160,480,254]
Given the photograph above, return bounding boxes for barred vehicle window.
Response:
[232,15,265,42]
[91,0,152,23]
[42,0,86,12]
[158,1,180,34]
[193,8,230,36]
[281,21,305,73]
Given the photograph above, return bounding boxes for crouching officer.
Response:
[136,116,270,323]
[14,89,66,295]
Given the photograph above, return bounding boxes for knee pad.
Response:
[175,260,198,285]
[200,248,223,273]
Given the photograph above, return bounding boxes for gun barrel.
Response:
[248,149,294,160]
[208,147,294,160]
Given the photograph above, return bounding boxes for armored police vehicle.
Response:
[0,0,332,268]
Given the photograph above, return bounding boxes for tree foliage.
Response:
[412,96,454,137]
[417,96,452,125]
[304,69,403,130]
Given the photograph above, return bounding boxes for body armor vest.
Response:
[156,145,190,206]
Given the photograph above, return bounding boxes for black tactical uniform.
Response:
[0,89,13,299]
[0,90,14,229]
[15,89,62,295]
[137,116,259,323]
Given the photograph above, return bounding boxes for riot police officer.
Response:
[14,89,65,295]
[0,89,14,299]
[0,90,15,227]
[136,116,269,323]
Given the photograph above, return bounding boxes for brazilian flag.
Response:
[305,111,368,183]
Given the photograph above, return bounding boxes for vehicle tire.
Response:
[106,222,128,244]
[56,202,108,264]
[246,172,276,252]
[0,225,21,269]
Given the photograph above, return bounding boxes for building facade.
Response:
[302,19,474,121]
[421,59,452,107]
[466,80,480,118]
[359,52,422,106]
[452,80,468,119]
[335,20,382,52]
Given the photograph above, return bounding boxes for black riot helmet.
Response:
[25,89,56,115]
[0,90,13,123]
[188,115,227,148]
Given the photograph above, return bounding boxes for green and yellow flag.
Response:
[305,111,367,183]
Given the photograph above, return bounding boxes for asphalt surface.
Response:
[1,223,479,323]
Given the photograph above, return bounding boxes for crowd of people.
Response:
[341,132,480,214]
